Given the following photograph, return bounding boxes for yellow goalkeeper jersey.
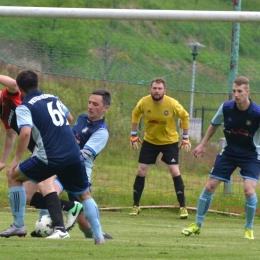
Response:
[132,95,189,145]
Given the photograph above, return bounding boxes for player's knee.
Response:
[78,190,92,202]
[6,169,20,184]
[244,189,255,197]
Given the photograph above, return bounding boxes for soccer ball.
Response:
[35,214,54,237]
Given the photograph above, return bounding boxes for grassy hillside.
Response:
[0,1,260,92]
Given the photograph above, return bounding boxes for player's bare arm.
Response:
[131,122,139,131]
[192,125,219,158]
[0,75,19,93]
[0,129,16,171]
[66,112,73,125]
[8,126,31,173]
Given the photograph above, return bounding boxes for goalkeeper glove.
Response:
[179,135,191,152]
[80,148,93,160]
[130,131,142,150]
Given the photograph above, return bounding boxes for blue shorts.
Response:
[19,156,90,194]
[209,153,260,183]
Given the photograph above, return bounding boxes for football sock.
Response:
[30,192,47,209]
[8,186,26,228]
[44,192,65,232]
[82,198,103,240]
[196,189,213,227]
[59,199,75,211]
[173,175,185,207]
[133,176,145,206]
[245,193,258,229]
[30,192,75,214]
[30,192,49,218]
[79,225,93,238]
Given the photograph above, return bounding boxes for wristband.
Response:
[183,134,189,139]
[131,130,138,136]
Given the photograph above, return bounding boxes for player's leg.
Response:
[182,154,234,236]
[57,160,105,244]
[168,164,187,219]
[39,177,64,217]
[242,168,259,239]
[77,190,104,244]
[67,192,113,239]
[29,176,63,216]
[130,140,158,216]
[67,192,93,237]
[29,177,82,235]
[0,165,28,237]
[196,178,219,224]
[161,142,187,219]
[29,177,73,237]
[181,177,219,236]
[31,175,70,239]
[16,157,69,239]
[129,163,149,216]
[24,180,38,204]
[50,178,83,231]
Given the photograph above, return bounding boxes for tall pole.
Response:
[228,0,241,99]
[189,53,197,119]
[224,0,241,194]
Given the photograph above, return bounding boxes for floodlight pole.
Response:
[187,42,205,119]
[189,49,198,119]
[224,0,242,195]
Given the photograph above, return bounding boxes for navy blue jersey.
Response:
[68,113,109,190]
[73,114,109,156]
[16,90,81,165]
[211,100,260,160]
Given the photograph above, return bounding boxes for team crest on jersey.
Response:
[246,120,252,126]
[82,127,88,133]
[164,110,169,116]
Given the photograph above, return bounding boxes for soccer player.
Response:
[0,74,32,170]
[0,70,104,243]
[0,74,82,236]
[129,77,191,219]
[70,89,112,239]
[182,76,259,239]
[30,89,113,239]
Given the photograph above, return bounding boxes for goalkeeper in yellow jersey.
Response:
[129,77,191,219]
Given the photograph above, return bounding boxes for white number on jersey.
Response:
[47,101,69,126]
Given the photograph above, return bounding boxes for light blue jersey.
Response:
[73,114,109,183]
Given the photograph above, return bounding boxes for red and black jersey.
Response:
[0,88,22,132]
[0,87,36,153]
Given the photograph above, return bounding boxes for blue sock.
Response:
[245,193,258,229]
[196,189,213,227]
[39,209,49,218]
[82,198,104,241]
[8,186,26,228]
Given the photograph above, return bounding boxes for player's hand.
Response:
[80,148,92,160]
[0,162,6,171]
[7,160,19,176]
[130,131,142,150]
[179,136,191,152]
[192,144,205,158]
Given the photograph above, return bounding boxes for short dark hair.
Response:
[91,89,111,106]
[151,77,166,88]
[16,70,38,93]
